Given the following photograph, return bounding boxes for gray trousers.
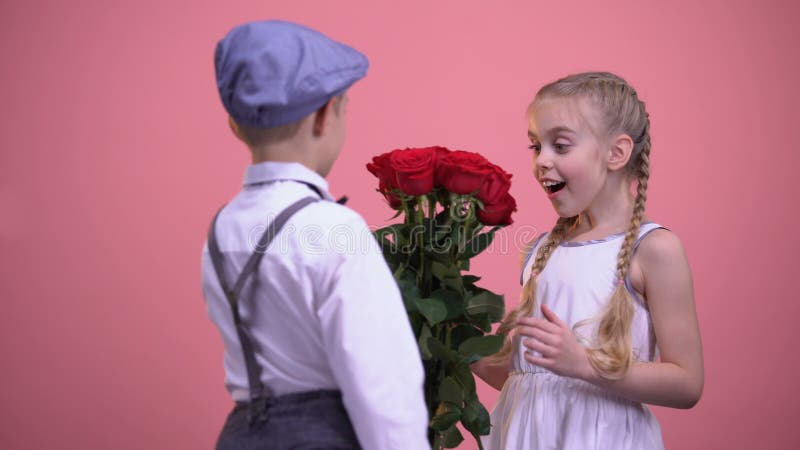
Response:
[215,390,361,450]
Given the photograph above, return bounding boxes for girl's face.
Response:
[527,96,611,218]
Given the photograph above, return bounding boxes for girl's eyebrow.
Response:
[545,126,577,137]
[528,126,576,140]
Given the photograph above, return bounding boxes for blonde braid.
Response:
[584,112,652,379]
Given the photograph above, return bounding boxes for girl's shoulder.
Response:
[636,226,686,261]
[634,225,689,274]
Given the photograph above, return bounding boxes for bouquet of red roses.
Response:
[367,146,516,449]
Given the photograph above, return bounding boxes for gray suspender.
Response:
[207,196,319,424]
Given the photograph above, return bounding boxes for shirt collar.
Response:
[243,161,334,201]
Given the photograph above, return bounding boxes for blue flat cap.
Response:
[215,20,369,128]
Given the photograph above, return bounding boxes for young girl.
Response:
[473,72,704,449]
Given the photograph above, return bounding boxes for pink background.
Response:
[1,0,798,448]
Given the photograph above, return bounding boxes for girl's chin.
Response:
[553,206,583,219]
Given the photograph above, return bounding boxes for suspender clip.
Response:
[247,396,269,426]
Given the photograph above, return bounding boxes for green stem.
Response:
[459,198,477,259]
[392,262,406,280]
[417,197,425,289]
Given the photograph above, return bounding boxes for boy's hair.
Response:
[235,121,303,148]
[493,72,652,379]
[234,95,344,148]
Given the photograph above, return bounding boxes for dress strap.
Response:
[632,223,669,253]
[623,223,670,306]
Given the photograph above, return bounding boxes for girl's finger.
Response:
[523,351,553,369]
[541,304,568,328]
[521,337,556,357]
[518,326,558,346]
[517,316,560,334]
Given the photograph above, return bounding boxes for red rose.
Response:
[477,192,517,226]
[430,146,451,163]
[367,152,397,192]
[477,164,513,205]
[435,151,492,195]
[367,151,403,208]
[389,148,436,196]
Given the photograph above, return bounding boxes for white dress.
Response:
[483,223,666,450]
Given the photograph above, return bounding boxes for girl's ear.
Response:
[607,133,634,171]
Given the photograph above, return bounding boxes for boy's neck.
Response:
[249,143,324,177]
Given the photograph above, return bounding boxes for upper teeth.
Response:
[543,180,562,187]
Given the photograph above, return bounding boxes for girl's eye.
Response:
[528,143,541,154]
[554,143,569,152]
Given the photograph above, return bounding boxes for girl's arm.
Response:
[518,229,704,408]
[470,355,511,391]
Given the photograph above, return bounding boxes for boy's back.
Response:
[202,20,429,450]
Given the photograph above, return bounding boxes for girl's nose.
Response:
[535,153,553,171]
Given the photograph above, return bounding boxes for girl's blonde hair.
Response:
[493,72,652,379]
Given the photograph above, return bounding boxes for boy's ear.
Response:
[312,98,335,137]
[607,133,634,171]
[228,116,245,142]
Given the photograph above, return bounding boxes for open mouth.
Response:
[543,181,566,194]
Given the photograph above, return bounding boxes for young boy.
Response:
[202,20,429,450]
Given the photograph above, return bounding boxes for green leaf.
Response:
[461,397,479,423]
[427,336,460,363]
[468,312,493,332]
[378,240,400,266]
[465,290,505,323]
[462,399,491,436]
[398,274,421,313]
[434,207,452,225]
[458,335,505,363]
[414,296,447,326]
[434,226,453,245]
[430,401,462,431]
[451,324,483,348]
[438,376,464,405]
[374,224,410,247]
[431,261,458,280]
[425,247,452,263]
[431,261,463,292]
[432,209,455,246]
[402,294,418,313]
[461,227,500,259]
[462,275,481,285]
[430,289,465,320]
[453,361,476,394]
[397,270,419,293]
[407,312,422,336]
[439,425,464,448]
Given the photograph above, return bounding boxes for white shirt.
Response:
[201,161,430,450]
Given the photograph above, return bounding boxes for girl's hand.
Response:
[517,305,595,381]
